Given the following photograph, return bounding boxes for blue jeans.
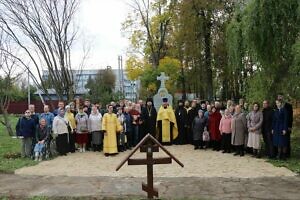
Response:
[34,143,45,153]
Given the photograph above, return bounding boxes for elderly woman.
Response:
[231,105,247,156]
[52,108,69,156]
[192,110,207,149]
[208,106,222,151]
[75,106,89,152]
[247,102,263,158]
[34,118,51,161]
[88,105,103,152]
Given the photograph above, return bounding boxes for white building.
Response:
[38,67,139,101]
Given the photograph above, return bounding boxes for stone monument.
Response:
[153,72,173,111]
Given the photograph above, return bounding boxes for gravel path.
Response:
[15,145,295,178]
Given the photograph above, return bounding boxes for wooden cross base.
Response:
[116,134,184,199]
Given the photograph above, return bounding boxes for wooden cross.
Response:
[116,134,184,199]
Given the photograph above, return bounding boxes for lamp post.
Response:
[27,69,30,107]
[131,81,136,102]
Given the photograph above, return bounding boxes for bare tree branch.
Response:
[0,0,83,101]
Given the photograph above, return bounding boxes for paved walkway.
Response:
[1,173,300,199]
[2,146,300,199]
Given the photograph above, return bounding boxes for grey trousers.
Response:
[21,137,33,158]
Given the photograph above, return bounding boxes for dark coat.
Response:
[284,103,293,129]
[35,125,51,142]
[123,112,133,133]
[272,107,288,147]
[188,107,198,127]
[16,117,36,138]
[192,116,207,141]
[262,107,273,135]
[175,106,188,144]
[141,105,157,136]
[272,108,288,134]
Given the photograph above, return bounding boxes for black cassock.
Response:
[140,105,157,138]
[174,106,188,145]
[187,107,198,144]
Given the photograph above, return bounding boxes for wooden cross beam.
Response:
[116,134,184,199]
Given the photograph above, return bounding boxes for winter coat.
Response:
[16,117,36,138]
[231,113,247,145]
[247,111,263,134]
[272,108,288,134]
[208,111,222,141]
[192,116,207,141]
[262,107,273,135]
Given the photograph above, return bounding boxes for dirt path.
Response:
[15,145,295,178]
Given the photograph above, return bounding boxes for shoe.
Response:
[194,146,199,150]
[38,156,42,162]
[34,152,39,161]
[240,152,244,157]
[234,152,239,156]
[222,150,227,153]
[104,153,109,157]
[79,148,83,153]
[82,148,86,153]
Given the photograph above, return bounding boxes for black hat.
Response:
[146,97,153,103]
[162,97,168,102]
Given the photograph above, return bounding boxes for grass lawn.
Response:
[0,115,36,173]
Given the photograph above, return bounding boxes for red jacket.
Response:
[208,111,222,141]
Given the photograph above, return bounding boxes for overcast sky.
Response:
[75,0,130,69]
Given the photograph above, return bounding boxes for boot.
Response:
[240,146,245,157]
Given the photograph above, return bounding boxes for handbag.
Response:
[203,130,210,142]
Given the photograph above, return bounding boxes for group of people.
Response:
[15,94,293,161]
[174,94,293,160]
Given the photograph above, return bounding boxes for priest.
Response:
[156,98,178,145]
[141,98,157,138]
[102,105,122,156]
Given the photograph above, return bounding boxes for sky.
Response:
[74,0,130,69]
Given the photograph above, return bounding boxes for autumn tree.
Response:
[123,0,177,69]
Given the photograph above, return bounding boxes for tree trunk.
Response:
[0,104,14,136]
[203,12,213,101]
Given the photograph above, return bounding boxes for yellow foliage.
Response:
[158,57,181,93]
[125,56,144,80]
[147,82,157,92]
